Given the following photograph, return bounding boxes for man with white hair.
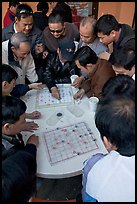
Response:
[2,32,38,84]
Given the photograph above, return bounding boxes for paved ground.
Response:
[36,175,82,201]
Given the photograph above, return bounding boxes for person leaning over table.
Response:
[43,12,80,52]
[2,63,46,132]
[72,46,115,99]
[2,32,38,85]
[2,3,48,82]
[2,95,39,202]
[42,38,77,100]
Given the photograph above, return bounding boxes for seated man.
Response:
[72,46,115,99]
[42,38,76,100]
[2,64,46,132]
[109,47,135,80]
[43,12,80,52]
[82,96,135,202]
[2,32,38,85]
[2,96,39,202]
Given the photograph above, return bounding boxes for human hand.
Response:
[51,87,61,100]
[26,134,39,147]
[26,111,41,119]
[72,76,85,88]
[73,88,85,100]
[29,82,46,90]
[35,43,44,55]
[21,121,39,132]
[42,50,49,59]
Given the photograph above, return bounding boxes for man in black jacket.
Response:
[42,38,77,99]
[94,14,135,62]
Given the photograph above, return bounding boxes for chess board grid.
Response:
[43,122,99,165]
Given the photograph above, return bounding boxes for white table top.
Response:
[21,84,107,178]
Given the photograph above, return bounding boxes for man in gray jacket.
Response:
[2,32,38,84]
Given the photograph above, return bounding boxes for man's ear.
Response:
[2,81,8,88]
[3,123,13,134]
[103,136,117,152]
[11,46,15,52]
[110,30,116,37]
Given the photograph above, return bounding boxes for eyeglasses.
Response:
[19,9,33,14]
[49,28,64,33]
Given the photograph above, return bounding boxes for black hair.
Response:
[95,96,135,156]
[36,2,49,14]
[2,96,27,126]
[9,2,20,9]
[94,14,120,35]
[2,64,18,83]
[16,3,33,20]
[74,46,98,66]
[48,12,64,24]
[101,74,135,101]
[109,47,135,70]
[2,150,36,202]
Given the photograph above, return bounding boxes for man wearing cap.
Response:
[42,39,76,99]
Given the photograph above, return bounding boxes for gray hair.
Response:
[10,32,30,49]
[80,16,97,30]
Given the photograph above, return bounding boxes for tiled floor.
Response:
[36,174,82,201]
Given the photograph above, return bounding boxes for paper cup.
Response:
[89,96,99,112]
[70,75,78,84]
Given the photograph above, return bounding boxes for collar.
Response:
[2,133,23,145]
[8,40,22,68]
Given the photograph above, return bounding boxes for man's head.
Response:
[48,12,65,38]
[95,96,135,156]
[109,47,135,76]
[79,17,96,44]
[58,39,75,62]
[94,14,120,45]
[74,46,98,74]
[2,64,18,96]
[101,74,135,101]
[9,2,20,14]
[2,96,27,135]
[10,32,31,60]
[15,4,33,34]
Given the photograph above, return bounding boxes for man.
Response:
[42,38,76,99]
[78,16,108,56]
[2,32,38,84]
[94,14,135,61]
[2,3,46,81]
[43,12,80,52]
[3,2,20,27]
[109,47,135,80]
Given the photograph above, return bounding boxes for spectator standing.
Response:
[2,32,38,84]
[33,2,49,31]
[3,2,20,27]
[78,17,108,56]
[43,12,80,52]
[94,14,135,61]
[109,47,135,80]
[47,2,72,23]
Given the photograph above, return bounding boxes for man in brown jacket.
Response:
[72,46,116,99]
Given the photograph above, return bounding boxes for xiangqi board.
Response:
[43,122,99,165]
[35,84,75,108]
